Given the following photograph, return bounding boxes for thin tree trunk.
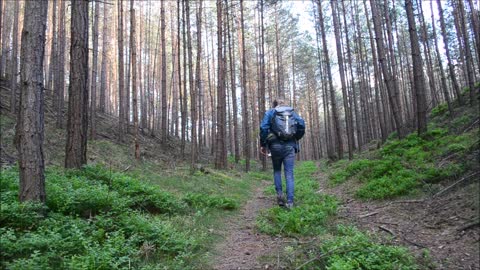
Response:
[16,0,48,202]
[331,0,354,159]
[370,0,404,138]
[430,0,453,116]
[90,0,99,139]
[10,0,20,114]
[239,0,250,171]
[130,0,139,159]
[215,0,228,169]
[437,0,463,105]
[456,0,476,106]
[117,0,126,140]
[65,0,89,169]
[47,0,57,94]
[317,0,343,159]
[55,0,66,129]
[99,1,109,114]
[405,0,427,135]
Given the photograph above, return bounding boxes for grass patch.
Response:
[328,127,478,200]
[315,226,418,269]
[257,161,338,236]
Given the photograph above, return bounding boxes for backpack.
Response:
[270,106,297,141]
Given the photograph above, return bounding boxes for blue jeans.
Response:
[270,143,296,204]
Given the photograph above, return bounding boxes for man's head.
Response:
[272,98,287,108]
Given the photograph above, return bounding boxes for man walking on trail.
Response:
[260,98,305,209]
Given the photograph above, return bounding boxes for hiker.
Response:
[260,98,305,209]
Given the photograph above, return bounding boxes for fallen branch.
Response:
[403,237,427,248]
[464,119,479,133]
[457,220,480,232]
[390,199,424,204]
[359,211,379,218]
[432,172,480,198]
[378,225,395,237]
[122,165,132,172]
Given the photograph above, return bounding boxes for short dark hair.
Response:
[272,98,286,107]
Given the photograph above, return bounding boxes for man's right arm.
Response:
[260,110,273,147]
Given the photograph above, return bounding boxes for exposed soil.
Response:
[317,168,480,270]
[213,182,281,270]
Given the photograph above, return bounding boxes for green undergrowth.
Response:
[256,161,338,236]
[282,225,419,270]
[0,164,264,269]
[328,104,478,199]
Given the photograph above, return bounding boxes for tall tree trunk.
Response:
[239,0,250,171]
[456,0,476,106]
[99,1,109,114]
[130,0,139,159]
[466,0,480,70]
[437,0,463,105]
[331,0,353,160]
[10,0,20,114]
[405,0,427,135]
[117,0,126,140]
[317,0,343,160]
[55,0,66,129]
[259,0,267,170]
[16,0,48,202]
[160,0,168,143]
[185,0,196,168]
[370,0,404,138]
[226,0,239,164]
[47,0,57,94]
[215,0,228,169]
[90,0,100,139]
[65,0,89,169]
[430,1,453,116]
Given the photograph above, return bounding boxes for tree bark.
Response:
[90,0,100,139]
[15,0,48,202]
[55,0,66,129]
[437,0,463,105]
[117,0,126,140]
[161,0,168,143]
[370,0,404,138]
[331,0,354,159]
[405,0,427,135]
[317,0,343,160]
[10,0,20,114]
[130,0,139,159]
[65,0,89,169]
[215,0,228,169]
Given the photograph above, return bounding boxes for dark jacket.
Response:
[259,106,305,150]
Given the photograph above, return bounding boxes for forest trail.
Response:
[315,166,480,270]
[213,181,279,270]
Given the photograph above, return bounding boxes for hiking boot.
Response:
[286,202,294,209]
[277,195,286,207]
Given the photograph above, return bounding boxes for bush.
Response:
[327,126,477,200]
[183,193,238,210]
[431,103,448,118]
[319,226,418,270]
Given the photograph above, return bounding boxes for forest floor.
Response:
[317,167,480,270]
[213,181,279,270]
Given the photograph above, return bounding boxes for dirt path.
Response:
[213,181,280,270]
[316,169,480,270]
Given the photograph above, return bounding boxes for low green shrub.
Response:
[183,193,238,210]
[318,225,418,270]
[431,103,448,118]
[327,126,477,200]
